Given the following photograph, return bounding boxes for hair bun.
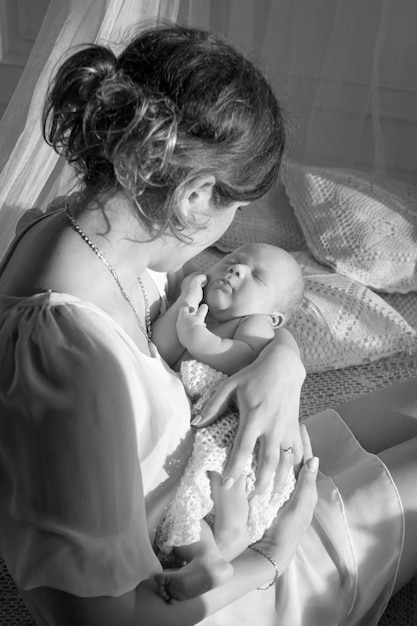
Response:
[44,43,178,196]
[110,87,178,195]
[64,45,117,104]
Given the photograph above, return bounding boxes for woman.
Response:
[0,24,415,626]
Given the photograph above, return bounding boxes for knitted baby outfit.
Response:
[155,360,296,553]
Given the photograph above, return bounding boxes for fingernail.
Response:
[307,457,319,472]
[191,415,203,426]
[223,476,235,489]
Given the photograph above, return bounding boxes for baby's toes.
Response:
[154,573,172,602]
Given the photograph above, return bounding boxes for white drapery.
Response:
[0,0,180,259]
[1,0,416,259]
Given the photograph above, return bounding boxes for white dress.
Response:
[0,211,404,626]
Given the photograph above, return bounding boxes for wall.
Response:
[180,0,417,184]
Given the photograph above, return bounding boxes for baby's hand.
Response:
[177,303,209,349]
[179,273,207,312]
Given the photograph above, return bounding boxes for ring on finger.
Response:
[280,446,294,454]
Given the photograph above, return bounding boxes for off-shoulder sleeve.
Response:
[0,294,161,597]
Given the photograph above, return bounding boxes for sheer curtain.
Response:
[0,0,180,259]
[1,0,416,259]
[179,0,417,182]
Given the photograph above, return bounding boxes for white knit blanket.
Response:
[155,360,295,553]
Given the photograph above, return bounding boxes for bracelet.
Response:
[249,544,280,590]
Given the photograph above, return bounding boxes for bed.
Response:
[1,159,416,625]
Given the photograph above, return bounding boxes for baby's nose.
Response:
[227,264,246,278]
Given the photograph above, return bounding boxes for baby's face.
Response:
[204,243,297,321]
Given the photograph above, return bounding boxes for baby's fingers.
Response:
[194,303,208,324]
[184,273,207,295]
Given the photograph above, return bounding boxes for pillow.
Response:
[192,247,225,273]
[281,160,417,293]
[286,252,417,373]
[381,292,417,333]
[215,177,306,253]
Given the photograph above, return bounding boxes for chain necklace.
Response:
[65,206,152,342]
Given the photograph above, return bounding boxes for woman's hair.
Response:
[43,25,286,238]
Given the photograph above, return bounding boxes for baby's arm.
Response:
[151,273,207,366]
[177,310,275,375]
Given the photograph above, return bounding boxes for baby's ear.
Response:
[270,312,285,328]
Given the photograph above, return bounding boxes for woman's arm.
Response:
[26,426,318,626]
[28,552,280,626]
[192,327,306,494]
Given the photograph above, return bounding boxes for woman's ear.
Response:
[270,312,285,328]
[178,175,216,221]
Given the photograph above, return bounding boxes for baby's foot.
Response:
[155,556,233,602]
[155,572,179,604]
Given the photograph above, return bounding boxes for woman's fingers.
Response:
[199,382,282,489]
[253,433,284,494]
[191,377,236,426]
[194,382,302,492]
[299,423,313,461]
[285,425,318,522]
[282,458,318,539]
[253,415,303,493]
[289,453,319,522]
[291,426,304,475]
[272,445,294,494]
[261,439,319,570]
[222,420,259,489]
[193,371,307,493]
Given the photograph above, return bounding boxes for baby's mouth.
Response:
[215,278,233,293]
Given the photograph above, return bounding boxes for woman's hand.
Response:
[256,424,318,571]
[191,328,306,494]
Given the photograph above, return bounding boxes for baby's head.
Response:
[204,243,304,326]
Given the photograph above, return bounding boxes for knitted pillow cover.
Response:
[286,252,417,373]
[281,161,417,293]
